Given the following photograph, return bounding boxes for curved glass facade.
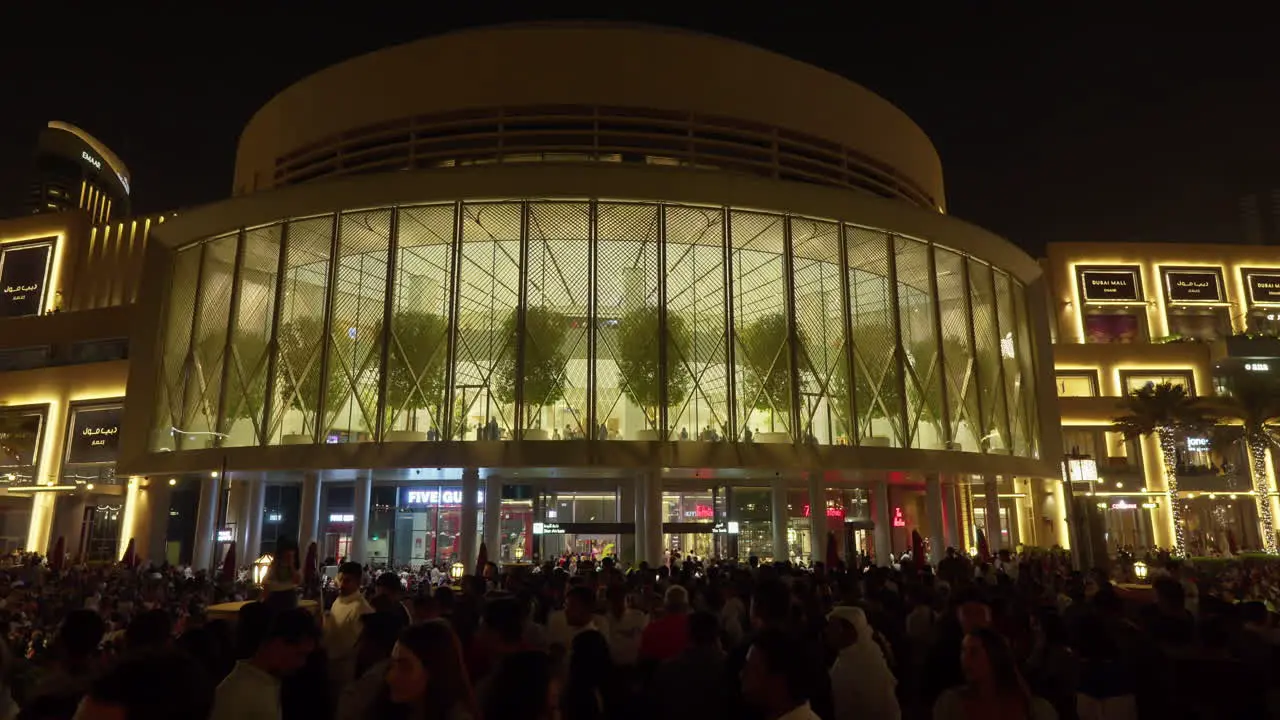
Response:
[151,199,1040,458]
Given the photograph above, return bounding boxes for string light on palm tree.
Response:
[1114,382,1213,558]
[1225,368,1280,554]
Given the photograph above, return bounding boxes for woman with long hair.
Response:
[933,628,1056,720]
[378,621,478,720]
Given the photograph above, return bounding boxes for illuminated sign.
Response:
[1246,362,1271,372]
[1164,269,1224,303]
[711,521,740,534]
[1185,436,1210,451]
[403,489,484,506]
[1245,270,1280,306]
[532,522,563,535]
[216,528,234,543]
[266,513,283,522]
[1079,267,1142,303]
[81,151,102,171]
[1111,500,1139,510]
[891,507,906,527]
[0,240,53,317]
[0,409,43,468]
[1141,502,1159,509]
[66,405,122,465]
[683,504,715,519]
[802,504,846,519]
[328,513,355,523]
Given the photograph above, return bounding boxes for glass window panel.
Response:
[182,234,238,450]
[731,211,791,441]
[221,223,281,448]
[733,487,773,560]
[935,247,979,451]
[846,227,902,447]
[596,203,661,440]
[269,215,334,445]
[152,247,201,452]
[454,202,521,441]
[994,270,1030,456]
[666,205,729,442]
[324,210,390,443]
[896,237,945,449]
[968,258,1012,454]
[1012,280,1040,458]
[791,218,845,445]
[522,202,590,438]
[1056,374,1098,397]
[387,204,456,441]
[1123,373,1193,394]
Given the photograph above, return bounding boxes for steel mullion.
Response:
[261,222,290,445]
[213,228,248,447]
[961,257,987,453]
[723,207,737,441]
[375,207,399,441]
[177,242,209,447]
[989,268,1015,454]
[884,234,911,447]
[514,201,530,439]
[926,242,953,447]
[442,202,464,440]
[657,203,669,439]
[837,223,858,446]
[314,212,342,443]
[782,216,802,442]
[586,200,598,436]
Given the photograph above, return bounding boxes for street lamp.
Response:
[1061,450,1098,571]
[449,562,464,581]
[1134,560,1149,582]
[253,554,274,585]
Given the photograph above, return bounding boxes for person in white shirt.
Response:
[742,629,822,720]
[324,561,374,695]
[601,584,648,667]
[825,606,901,720]
[211,608,318,720]
[546,586,605,657]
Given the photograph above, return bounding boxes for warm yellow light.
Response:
[169,478,177,486]
[450,562,465,580]
[85,483,94,491]
[210,471,219,478]
[1134,561,1149,581]
[253,554,274,585]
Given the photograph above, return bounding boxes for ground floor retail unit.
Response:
[133,469,1070,572]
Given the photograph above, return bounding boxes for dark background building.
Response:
[26,121,131,224]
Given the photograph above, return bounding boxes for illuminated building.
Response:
[115,23,1062,570]
[26,122,131,224]
[1047,241,1280,557]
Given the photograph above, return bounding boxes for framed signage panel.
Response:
[0,239,54,318]
[1243,268,1280,306]
[65,403,123,465]
[1163,267,1225,304]
[0,407,44,468]
[1078,266,1142,303]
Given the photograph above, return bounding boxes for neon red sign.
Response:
[695,504,714,519]
[891,507,906,527]
[802,504,845,518]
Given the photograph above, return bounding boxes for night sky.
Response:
[1,8,1275,255]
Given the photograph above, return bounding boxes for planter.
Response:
[632,429,660,441]
[385,430,427,442]
[524,428,550,441]
[282,434,312,445]
[756,432,791,444]
[861,435,891,448]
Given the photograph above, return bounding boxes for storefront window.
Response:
[1122,373,1193,395]
[537,491,619,561]
[1055,373,1097,398]
[261,485,300,554]
[1166,310,1228,341]
[662,488,721,560]
[1083,313,1144,344]
[84,504,122,562]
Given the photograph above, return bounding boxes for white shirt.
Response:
[778,702,822,720]
[830,642,901,720]
[601,608,648,666]
[546,610,605,652]
[325,593,374,660]
[211,661,281,720]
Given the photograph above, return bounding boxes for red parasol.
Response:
[302,542,318,586]
[475,541,489,577]
[976,528,991,563]
[49,536,65,573]
[825,530,840,569]
[911,529,926,570]
[120,538,136,568]
[219,541,236,584]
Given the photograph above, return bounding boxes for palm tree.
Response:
[1222,370,1280,554]
[1113,381,1213,557]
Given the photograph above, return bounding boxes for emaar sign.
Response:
[81,151,102,170]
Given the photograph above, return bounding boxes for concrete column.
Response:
[192,475,220,572]
[984,476,1002,553]
[771,476,788,563]
[298,472,321,554]
[483,475,503,565]
[944,481,962,551]
[145,480,173,565]
[807,473,826,566]
[926,474,946,565]
[873,480,892,566]
[350,472,372,564]
[459,469,479,573]
[645,472,663,565]
[26,493,56,555]
[246,477,265,560]
[633,473,649,566]
[618,479,637,564]
[234,479,254,567]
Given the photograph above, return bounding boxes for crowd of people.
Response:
[0,546,1277,720]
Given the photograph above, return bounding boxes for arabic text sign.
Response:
[1079,268,1141,303]
[67,405,122,464]
[1164,269,1223,303]
[0,241,52,317]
